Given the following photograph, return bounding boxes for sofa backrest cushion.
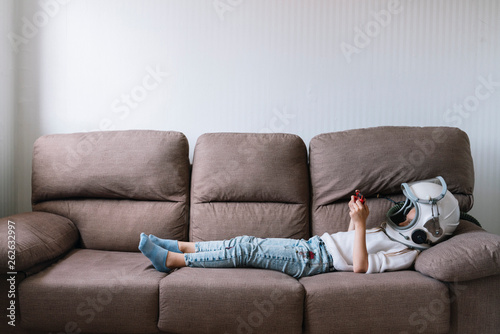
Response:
[309,126,475,235]
[190,133,310,241]
[32,130,190,251]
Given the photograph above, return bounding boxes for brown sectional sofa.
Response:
[1,126,499,334]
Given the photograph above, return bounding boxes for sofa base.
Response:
[158,267,305,334]
[300,270,450,334]
[18,249,166,334]
[449,274,500,334]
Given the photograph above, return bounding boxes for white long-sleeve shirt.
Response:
[320,227,419,274]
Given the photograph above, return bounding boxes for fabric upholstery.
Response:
[192,133,309,204]
[300,271,450,334]
[415,220,500,282]
[191,202,308,241]
[190,133,310,241]
[31,130,191,251]
[309,126,475,235]
[32,130,190,203]
[0,212,78,272]
[449,275,500,333]
[158,267,304,334]
[19,249,165,333]
[34,199,188,252]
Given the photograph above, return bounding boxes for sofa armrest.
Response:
[0,212,79,273]
[415,220,500,282]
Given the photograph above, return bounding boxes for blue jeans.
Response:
[184,236,334,278]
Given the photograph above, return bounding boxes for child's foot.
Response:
[148,234,182,253]
[138,233,170,273]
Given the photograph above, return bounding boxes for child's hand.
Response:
[349,195,369,229]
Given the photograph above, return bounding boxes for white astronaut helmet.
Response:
[385,176,460,250]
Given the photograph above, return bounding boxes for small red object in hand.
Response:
[354,190,365,204]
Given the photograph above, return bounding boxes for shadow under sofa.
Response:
[1,126,499,334]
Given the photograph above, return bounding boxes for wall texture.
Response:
[0,0,16,216]
[2,0,500,234]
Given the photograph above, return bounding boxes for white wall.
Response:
[0,0,16,215]
[4,0,500,234]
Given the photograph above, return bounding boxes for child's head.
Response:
[385,176,460,250]
[399,207,416,227]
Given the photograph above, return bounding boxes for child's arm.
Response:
[349,196,370,273]
[348,191,365,232]
[353,225,368,273]
[348,217,355,231]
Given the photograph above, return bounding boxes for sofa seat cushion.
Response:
[158,267,304,334]
[300,271,450,334]
[19,249,166,333]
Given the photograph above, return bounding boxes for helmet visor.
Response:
[386,199,418,230]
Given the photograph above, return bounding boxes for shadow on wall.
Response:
[2,0,45,216]
[0,0,17,217]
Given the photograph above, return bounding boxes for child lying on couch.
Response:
[139,177,460,278]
